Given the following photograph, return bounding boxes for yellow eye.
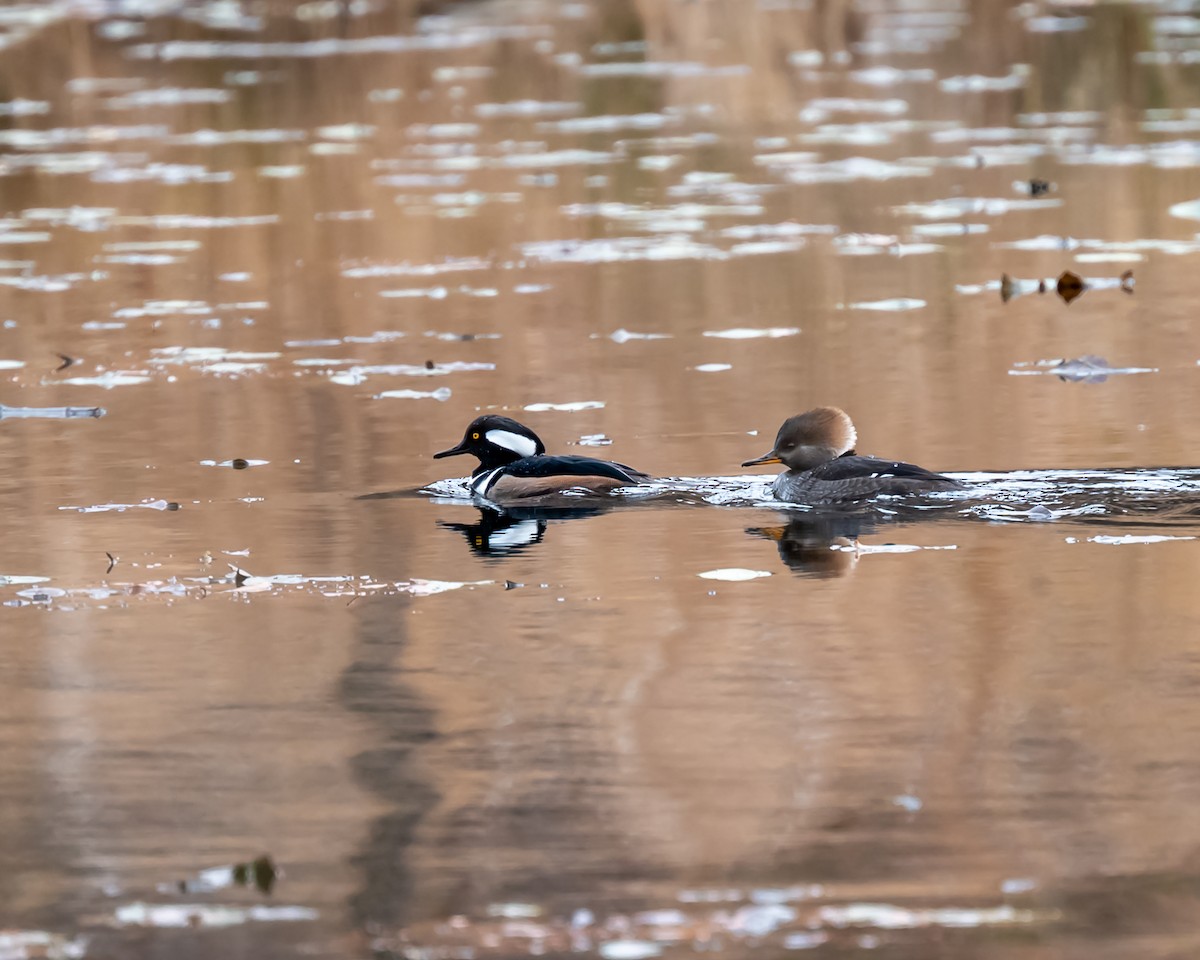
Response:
[472,432,480,440]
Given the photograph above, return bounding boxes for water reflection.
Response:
[439,504,608,559]
[8,0,1200,958]
[746,513,867,578]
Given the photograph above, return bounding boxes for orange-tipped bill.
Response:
[741,452,782,468]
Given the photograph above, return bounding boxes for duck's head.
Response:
[435,415,546,470]
[741,406,857,471]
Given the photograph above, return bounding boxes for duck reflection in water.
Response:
[439,504,608,558]
[746,513,872,578]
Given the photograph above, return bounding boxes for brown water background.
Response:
[3,1,1200,958]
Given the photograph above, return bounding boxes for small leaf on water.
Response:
[1056,270,1085,305]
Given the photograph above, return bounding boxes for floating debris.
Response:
[233,855,278,895]
[60,500,179,514]
[1057,270,1085,304]
[169,855,279,896]
[994,270,1132,304]
[0,403,105,419]
[1008,357,1158,383]
[200,458,268,468]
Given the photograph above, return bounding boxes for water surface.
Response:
[4,2,1200,958]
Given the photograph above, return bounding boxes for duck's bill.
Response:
[433,442,468,459]
[741,452,782,467]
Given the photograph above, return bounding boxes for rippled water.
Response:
[6,2,1200,958]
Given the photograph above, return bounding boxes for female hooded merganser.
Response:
[434,414,650,500]
[741,406,963,504]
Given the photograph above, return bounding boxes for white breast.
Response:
[471,467,505,496]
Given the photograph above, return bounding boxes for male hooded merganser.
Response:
[741,406,963,504]
[434,414,650,500]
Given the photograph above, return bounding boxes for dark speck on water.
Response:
[1057,269,1086,304]
[2,3,1199,960]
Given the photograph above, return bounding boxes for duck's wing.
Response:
[809,455,958,484]
[474,455,650,500]
[505,455,650,484]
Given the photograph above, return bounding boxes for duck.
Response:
[434,414,650,500]
[741,406,963,504]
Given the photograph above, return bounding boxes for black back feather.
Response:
[809,455,956,484]
[499,455,648,484]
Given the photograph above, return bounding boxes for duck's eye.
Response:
[472,432,480,440]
